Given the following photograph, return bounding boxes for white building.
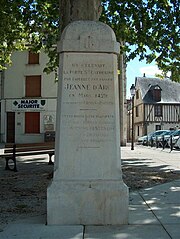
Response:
[0,50,58,143]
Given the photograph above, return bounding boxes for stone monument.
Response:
[47,20,129,225]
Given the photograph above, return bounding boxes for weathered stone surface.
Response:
[48,180,128,225]
[59,21,119,53]
[47,21,129,225]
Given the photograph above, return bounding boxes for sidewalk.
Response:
[0,145,179,239]
[121,144,180,173]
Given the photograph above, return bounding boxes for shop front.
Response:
[2,98,56,143]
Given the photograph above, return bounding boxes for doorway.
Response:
[7,112,15,143]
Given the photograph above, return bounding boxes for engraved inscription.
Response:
[61,54,116,147]
[80,33,99,49]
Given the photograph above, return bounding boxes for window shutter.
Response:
[25,75,41,97]
[25,112,40,133]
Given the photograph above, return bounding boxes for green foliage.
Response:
[0,0,59,72]
[101,0,180,82]
[0,0,179,82]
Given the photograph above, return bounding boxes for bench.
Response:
[0,142,55,172]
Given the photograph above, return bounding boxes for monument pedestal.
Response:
[47,21,129,225]
[48,180,128,225]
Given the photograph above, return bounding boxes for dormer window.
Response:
[153,85,161,101]
[149,84,162,102]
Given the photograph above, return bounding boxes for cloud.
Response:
[139,65,162,77]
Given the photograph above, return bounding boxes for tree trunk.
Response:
[58,1,127,146]
[59,0,102,32]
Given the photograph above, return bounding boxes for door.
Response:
[7,112,15,143]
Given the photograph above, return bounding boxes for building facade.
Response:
[0,50,57,143]
[127,77,180,141]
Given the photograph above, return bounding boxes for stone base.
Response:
[47,179,129,225]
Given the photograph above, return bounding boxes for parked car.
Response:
[174,136,180,149]
[167,130,180,148]
[158,130,175,147]
[147,130,170,145]
[137,135,148,145]
[137,131,155,145]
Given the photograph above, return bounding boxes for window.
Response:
[136,90,139,99]
[153,89,161,101]
[154,105,163,117]
[149,85,162,102]
[28,51,39,64]
[25,75,41,97]
[25,112,40,133]
[137,126,140,136]
[156,125,161,131]
[153,86,161,101]
[136,106,139,117]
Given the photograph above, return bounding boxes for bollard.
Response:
[13,144,17,172]
[162,135,165,149]
[170,135,173,152]
[150,137,153,147]
[156,136,158,148]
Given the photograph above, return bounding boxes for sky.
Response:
[126,58,163,99]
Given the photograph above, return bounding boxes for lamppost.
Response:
[0,70,2,143]
[130,84,136,150]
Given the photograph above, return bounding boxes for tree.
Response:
[59,0,102,32]
[0,0,59,72]
[0,0,179,82]
[101,0,180,82]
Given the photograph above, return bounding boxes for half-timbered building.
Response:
[131,77,180,140]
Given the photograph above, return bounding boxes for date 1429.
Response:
[95,93,108,98]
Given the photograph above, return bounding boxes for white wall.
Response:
[147,123,179,135]
[4,51,57,99]
[1,50,58,143]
